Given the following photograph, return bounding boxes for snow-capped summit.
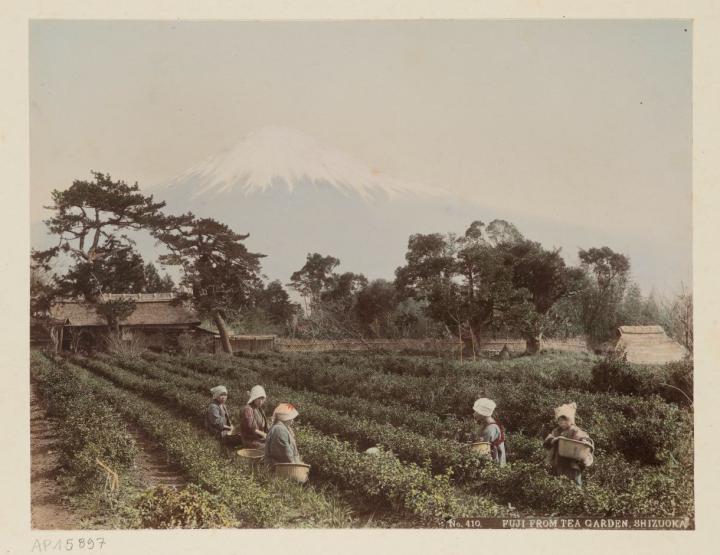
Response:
[161,125,444,201]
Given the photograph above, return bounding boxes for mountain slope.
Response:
[160,125,445,202]
[30,126,676,295]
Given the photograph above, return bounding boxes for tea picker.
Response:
[472,398,507,465]
[265,403,311,483]
[240,385,269,448]
[543,402,594,487]
[206,385,244,447]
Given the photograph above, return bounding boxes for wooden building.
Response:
[48,293,202,352]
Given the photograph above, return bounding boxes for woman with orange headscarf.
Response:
[264,403,302,465]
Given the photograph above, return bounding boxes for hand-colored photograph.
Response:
[28,20,693,530]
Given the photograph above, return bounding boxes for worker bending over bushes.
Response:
[265,403,303,465]
[543,402,595,487]
[473,397,507,466]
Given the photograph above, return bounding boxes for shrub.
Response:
[125,352,693,517]
[297,433,469,523]
[95,351,695,519]
[590,350,661,396]
[65,358,353,527]
[136,485,237,528]
[57,399,137,492]
[177,332,214,358]
[75,356,468,524]
[147,350,693,466]
[105,331,147,358]
[662,360,694,408]
[31,352,137,493]
[590,351,694,409]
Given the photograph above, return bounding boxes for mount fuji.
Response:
[159,125,446,202]
[153,125,483,283]
[152,125,661,288]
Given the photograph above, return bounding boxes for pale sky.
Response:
[29,20,692,295]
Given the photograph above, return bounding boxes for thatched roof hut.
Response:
[49,293,200,329]
[45,293,203,352]
[615,325,687,364]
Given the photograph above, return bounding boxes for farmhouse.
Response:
[48,292,203,351]
[614,325,687,364]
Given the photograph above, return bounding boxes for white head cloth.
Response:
[247,385,267,404]
[473,398,497,417]
[210,385,228,399]
[554,402,577,424]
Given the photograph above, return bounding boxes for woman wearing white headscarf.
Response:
[473,398,507,465]
[240,385,269,448]
[205,385,243,447]
[543,402,594,487]
[264,403,302,465]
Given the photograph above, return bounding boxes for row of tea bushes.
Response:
[31,352,136,494]
[218,353,691,465]
[63,357,354,527]
[135,353,693,518]
[76,356,492,524]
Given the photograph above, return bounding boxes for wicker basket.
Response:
[470,441,491,456]
[557,437,592,461]
[237,448,265,467]
[273,463,311,483]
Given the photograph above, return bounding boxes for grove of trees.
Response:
[32,172,692,355]
[31,172,296,352]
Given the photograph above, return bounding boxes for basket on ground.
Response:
[470,441,491,456]
[237,448,265,466]
[557,437,592,461]
[273,463,311,483]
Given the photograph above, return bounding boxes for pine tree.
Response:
[156,217,265,353]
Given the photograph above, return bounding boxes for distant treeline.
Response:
[31,172,692,354]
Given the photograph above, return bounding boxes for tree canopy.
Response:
[395,219,573,352]
[33,172,168,270]
[156,216,265,352]
[288,253,341,309]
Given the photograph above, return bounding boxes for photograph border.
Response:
[2,1,719,554]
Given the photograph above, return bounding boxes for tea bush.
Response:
[31,352,137,493]
[56,351,693,521]
[590,353,693,409]
[76,356,492,523]
[663,359,693,408]
[64,358,354,527]
[136,484,237,528]
[590,351,662,396]
[206,353,691,465]
[122,353,693,518]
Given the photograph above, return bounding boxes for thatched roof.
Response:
[615,325,687,364]
[617,325,666,335]
[50,293,200,327]
[31,316,69,327]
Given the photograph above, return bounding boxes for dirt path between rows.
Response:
[126,425,186,489]
[30,383,80,530]
[31,382,188,530]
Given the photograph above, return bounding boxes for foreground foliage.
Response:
[76,356,496,523]
[139,351,693,518]
[31,352,137,493]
